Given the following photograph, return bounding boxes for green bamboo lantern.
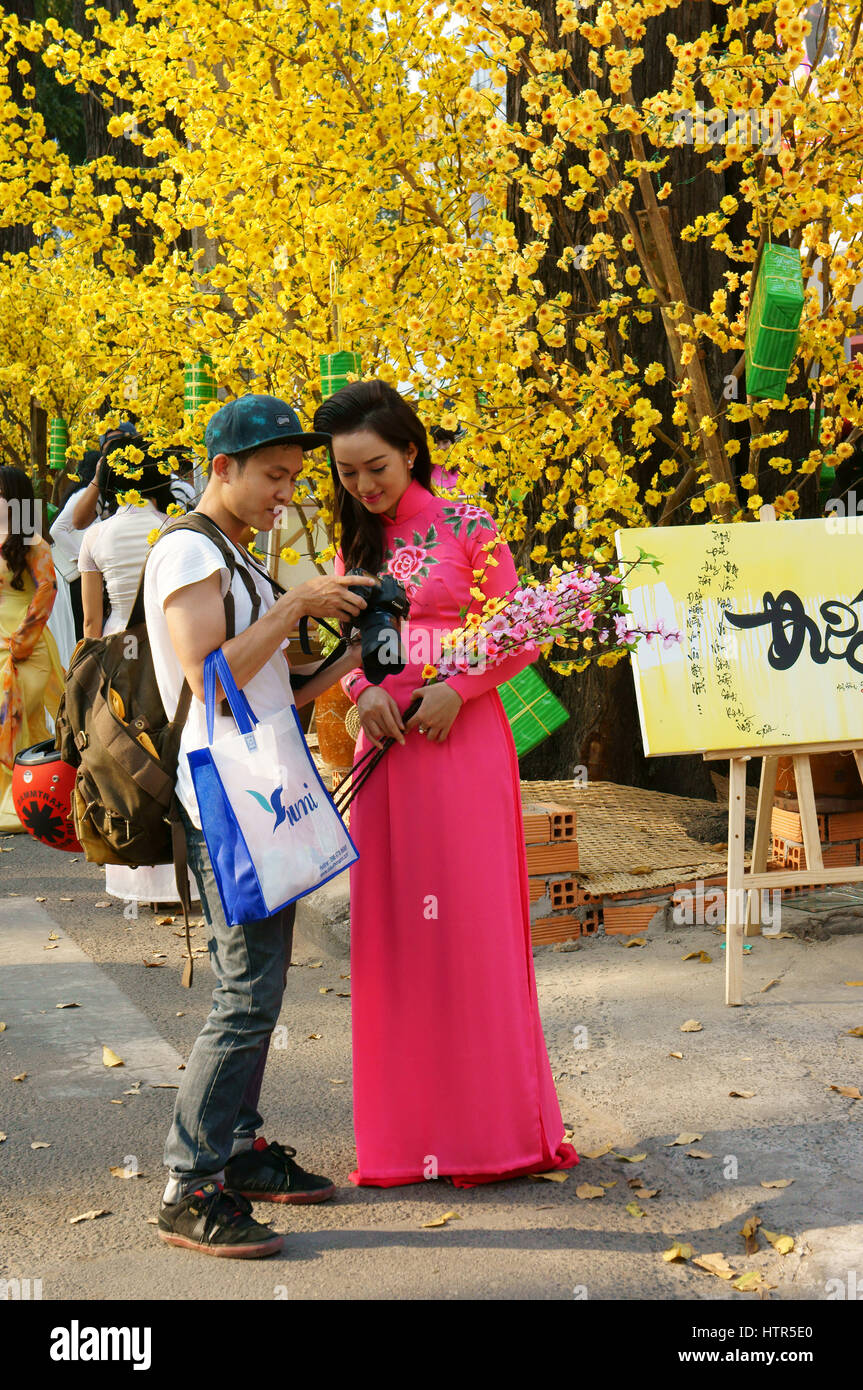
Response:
[184,355,217,418]
[320,350,361,399]
[499,668,570,757]
[48,417,68,472]
[744,244,804,401]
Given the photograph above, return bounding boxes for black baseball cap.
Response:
[205,394,331,460]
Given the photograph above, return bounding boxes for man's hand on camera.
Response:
[291,573,377,624]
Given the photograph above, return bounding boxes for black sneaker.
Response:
[224,1138,336,1205]
[157,1180,283,1258]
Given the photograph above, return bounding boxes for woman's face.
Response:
[332,429,415,520]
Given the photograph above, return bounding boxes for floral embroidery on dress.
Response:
[441,502,495,540]
[383,523,440,598]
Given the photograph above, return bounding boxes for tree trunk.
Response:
[509,1,752,797]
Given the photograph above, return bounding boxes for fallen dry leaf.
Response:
[729,1089,756,1098]
[142,959,166,968]
[686,1149,713,1160]
[575,1183,605,1199]
[667,1052,684,1060]
[763,1229,795,1255]
[597,1180,617,1189]
[145,1217,158,1225]
[335,991,351,997]
[307,961,323,968]
[59,898,73,903]
[70,1209,110,1224]
[31,1141,51,1150]
[622,937,647,948]
[625,1202,646,1218]
[35,896,46,902]
[733,1270,774,1293]
[767,931,793,939]
[682,951,712,964]
[0,1022,5,1031]
[760,1178,793,1189]
[847,1027,863,1037]
[613,1151,647,1163]
[149,1083,179,1089]
[829,1083,862,1099]
[109,1100,123,1105]
[157,917,174,925]
[680,1020,703,1032]
[582,1143,614,1159]
[307,1033,322,1040]
[94,901,110,908]
[43,943,58,951]
[633,1187,659,1199]
[421,1211,461,1228]
[760,978,781,993]
[666,1132,703,1146]
[102,1046,124,1068]
[319,987,332,994]
[844,981,863,986]
[662,1242,693,1262]
[0,1133,6,1142]
[110,1165,146,1179]
[55,1002,80,1010]
[741,1215,762,1254]
[328,1078,345,1085]
[527,1170,569,1182]
[12,1073,26,1082]
[693,1252,735,1280]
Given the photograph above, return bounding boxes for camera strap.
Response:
[290,616,349,692]
[332,696,422,814]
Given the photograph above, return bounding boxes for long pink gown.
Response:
[336,480,579,1187]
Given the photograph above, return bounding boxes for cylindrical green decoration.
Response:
[184,355,217,417]
[320,351,361,399]
[48,417,68,472]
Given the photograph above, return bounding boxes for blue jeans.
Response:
[163,806,295,1195]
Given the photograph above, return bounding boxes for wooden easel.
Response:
[702,743,863,1005]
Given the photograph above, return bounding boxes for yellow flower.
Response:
[146,527,161,546]
[739,473,757,490]
[422,664,438,681]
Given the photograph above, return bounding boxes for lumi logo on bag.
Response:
[247,782,320,833]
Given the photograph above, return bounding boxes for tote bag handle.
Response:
[204,649,259,744]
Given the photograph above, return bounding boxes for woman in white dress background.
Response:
[77,437,198,908]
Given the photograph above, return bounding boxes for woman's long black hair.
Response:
[0,465,37,591]
[98,434,175,519]
[312,380,434,575]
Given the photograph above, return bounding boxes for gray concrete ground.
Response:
[1,830,861,1302]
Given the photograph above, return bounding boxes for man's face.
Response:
[217,442,304,531]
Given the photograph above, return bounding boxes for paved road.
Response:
[1,830,862,1301]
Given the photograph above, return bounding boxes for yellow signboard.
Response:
[615,518,863,757]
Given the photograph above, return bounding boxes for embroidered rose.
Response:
[387,545,427,588]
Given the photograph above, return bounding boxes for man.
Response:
[143,394,375,1258]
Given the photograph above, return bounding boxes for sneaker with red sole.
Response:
[157,1181,283,1258]
[224,1138,336,1204]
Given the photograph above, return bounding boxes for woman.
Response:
[77,438,193,907]
[313,381,578,1187]
[0,466,65,831]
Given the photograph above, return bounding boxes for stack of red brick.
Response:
[770,804,863,873]
[522,801,601,945]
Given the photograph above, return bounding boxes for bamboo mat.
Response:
[521,779,742,896]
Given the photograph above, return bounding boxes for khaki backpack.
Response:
[54,512,284,986]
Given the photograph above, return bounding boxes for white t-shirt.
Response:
[77,503,167,635]
[143,526,295,829]
[49,487,104,582]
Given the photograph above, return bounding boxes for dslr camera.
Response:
[345,569,411,684]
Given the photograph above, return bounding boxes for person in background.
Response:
[49,450,102,649]
[71,422,138,533]
[77,436,197,909]
[0,466,64,831]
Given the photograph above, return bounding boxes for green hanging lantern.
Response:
[48,417,68,472]
[744,244,804,401]
[184,355,217,417]
[320,350,361,399]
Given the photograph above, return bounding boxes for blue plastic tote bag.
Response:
[188,649,359,926]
